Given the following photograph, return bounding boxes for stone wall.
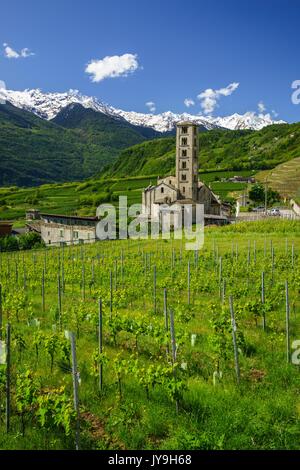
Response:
[40,222,96,246]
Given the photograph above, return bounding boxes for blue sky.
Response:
[1,0,300,122]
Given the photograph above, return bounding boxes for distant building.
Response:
[26,209,41,221]
[228,176,256,183]
[26,211,99,246]
[221,202,234,218]
[236,194,251,207]
[142,122,227,225]
[236,194,251,217]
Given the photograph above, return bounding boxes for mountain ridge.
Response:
[0,102,165,186]
[0,87,286,132]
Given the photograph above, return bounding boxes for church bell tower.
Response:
[176,122,199,201]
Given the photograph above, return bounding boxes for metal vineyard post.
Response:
[285,280,290,363]
[229,296,240,385]
[70,332,80,450]
[98,299,103,391]
[6,323,11,433]
[261,271,266,331]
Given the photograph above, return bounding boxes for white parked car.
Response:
[270,208,281,216]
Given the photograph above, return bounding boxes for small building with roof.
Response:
[26,211,100,246]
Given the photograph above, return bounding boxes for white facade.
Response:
[39,213,98,246]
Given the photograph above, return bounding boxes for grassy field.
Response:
[199,169,256,183]
[199,170,255,198]
[0,219,299,450]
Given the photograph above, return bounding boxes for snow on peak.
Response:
[0,87,286,132]
[207,112,285,131]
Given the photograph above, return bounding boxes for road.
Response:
[236,208,299,221]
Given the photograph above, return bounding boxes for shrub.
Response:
[18,232,44,250]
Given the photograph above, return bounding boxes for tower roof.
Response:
[176,121,198,127]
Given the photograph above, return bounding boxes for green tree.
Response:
[249,183,265,203]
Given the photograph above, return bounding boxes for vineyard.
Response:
[0,220,300,450]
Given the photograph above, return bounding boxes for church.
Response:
[142,121,226,224]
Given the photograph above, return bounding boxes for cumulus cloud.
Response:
[197,82,239,115]
[3,43,35,59]
[258,101,266,113]
[145,101,156,113]
[271,109,279,118]
[85,53,139,82]
[184,98,195,108]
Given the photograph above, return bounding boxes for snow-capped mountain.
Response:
[0,87,286,132]
[205,112,285,131]
[0,88,114,120]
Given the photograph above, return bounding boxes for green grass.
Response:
[199,169,256,183]
[209,182,247,197]
[0,220,299,450]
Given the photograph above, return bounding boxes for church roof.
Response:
[144,180,177,192]
[177,121,198,126]
[174,198,194,204]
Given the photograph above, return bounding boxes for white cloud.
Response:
[197,82,239,115]
[258,101,266,113]
[271,109,279,118]
[85,53,139,82]
[3,43,35,59]
[145,101,156,113]
[184,98,195,108]
[20,48,35,58]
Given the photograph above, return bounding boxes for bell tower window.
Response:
[181,137,187,146]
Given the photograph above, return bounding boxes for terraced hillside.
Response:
[257,157,300,202]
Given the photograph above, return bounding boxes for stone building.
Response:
[142,121,226,224]
[26,211,99,246]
